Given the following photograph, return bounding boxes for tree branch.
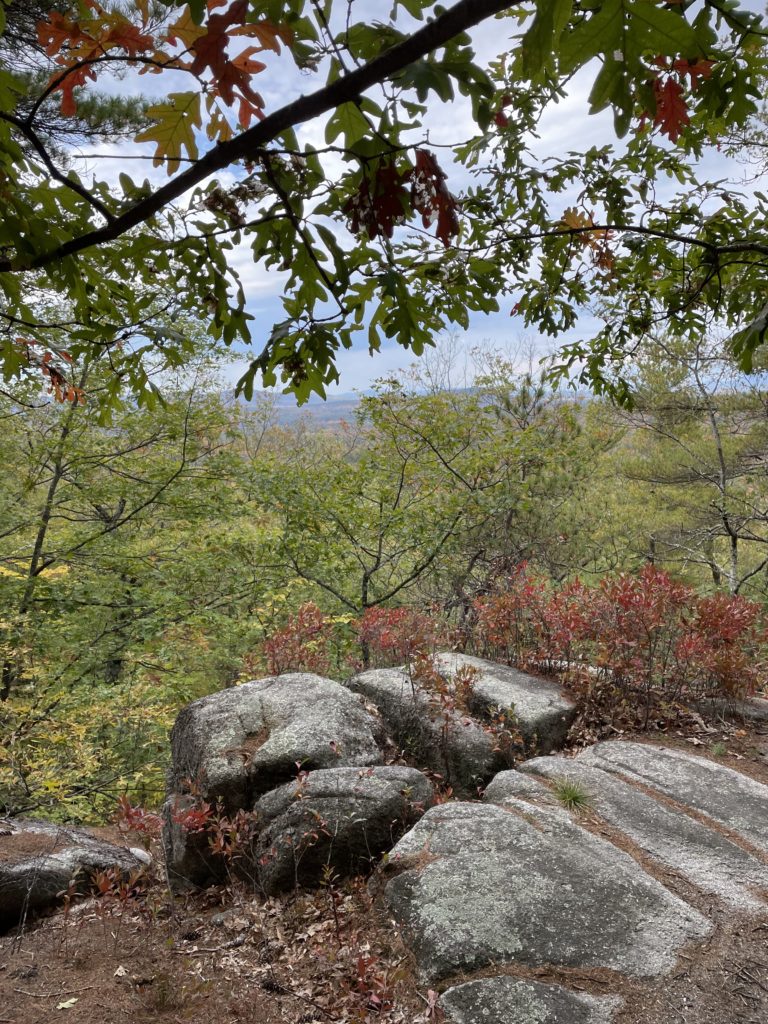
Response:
[0,0,512,273]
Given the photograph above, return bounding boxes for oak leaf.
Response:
[189,0,248,84]
[671,58,715,90]
[36,12,93,57]
[166,6,208,49]
[653,76,689,142]
[345,162,411,240]
[230,20,293,53]
[57,65,98,117]
[561,207,594,232]
[134,91,202,173]
[103,21,155,56]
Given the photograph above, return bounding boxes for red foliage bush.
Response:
[471,563,547,666]
[474,564,766,704]
[355,606,445,668]
[262,602,334,675]
[115,795,162,839]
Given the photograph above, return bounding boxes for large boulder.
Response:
[513,751,768,909]
[383,799,710,983]
[440,977,621,1024]
[0,818,148,929]
[164,673,385,887]
[580,740,768,854]
[253,766,433,895]
[433,653,576,753]
[347,668,501,793]
[167,673,383,807]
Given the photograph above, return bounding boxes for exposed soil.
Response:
[0,868,427,1024]
[615,909,768,1024]
[634,724,768,788]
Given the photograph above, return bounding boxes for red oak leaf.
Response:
[652,76,689,142]
[671,58,715,90]
[104,22,155,55]
[189,0,248,99]
[36,11,93,57]
[232,46,267,77]
[230,19,291,53]
[57,65,98,116]
[237,96,264,128]
[344,162,411,240]
[214,59,264,113]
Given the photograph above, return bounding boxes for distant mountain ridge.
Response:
[223,389,362,428]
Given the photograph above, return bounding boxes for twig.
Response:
[14,985,93,997]
[170,936,246,954]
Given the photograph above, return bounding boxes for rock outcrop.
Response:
[383,799,710,983]
[164,658,580,890]
[514,748,768,909]
[167,673,384,807]
[433,652,576,753]
[381,739,768,1022]
[580,740,768,853]
[163,673,435,890]
[0,818,148,928]
[440,977,621,1024]
[253,765,433,895]
[348,668,501,793]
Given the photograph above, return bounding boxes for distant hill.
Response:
[224,389,361,429]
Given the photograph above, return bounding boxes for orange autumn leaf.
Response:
[560,208,614,268]
[57,65,98,117]
[232,46,267,77]
[653,76,690,142]
[671,58,715,90]
[36,11,94,57]
[103,22,155,56]
[230,20,293,53]
[561,207,594,233]
[189,0,248,83]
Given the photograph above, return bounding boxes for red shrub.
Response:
[473,563,548,665]
[472,563,767,705]
[355,606,445,668]
[262,602,333,675]
[678,591,764,696]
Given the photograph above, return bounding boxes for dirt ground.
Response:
[1,711,766,1024]
[0,872,430,1024]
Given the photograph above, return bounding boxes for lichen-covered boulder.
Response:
[164,673,384,887]
[347,668,501,793]
[383,800,710,983]
[168,673,384,807]
[513,751,768,909]
[433,653,576,753]
[440,977,621,1024]
[581,740,768,854]
[0,818,148,929]
[253,766,433,895]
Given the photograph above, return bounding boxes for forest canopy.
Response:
[1,0,767,409]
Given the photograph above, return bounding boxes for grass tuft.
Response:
[551,777,592,812]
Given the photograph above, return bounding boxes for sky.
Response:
[65,0,766,398]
